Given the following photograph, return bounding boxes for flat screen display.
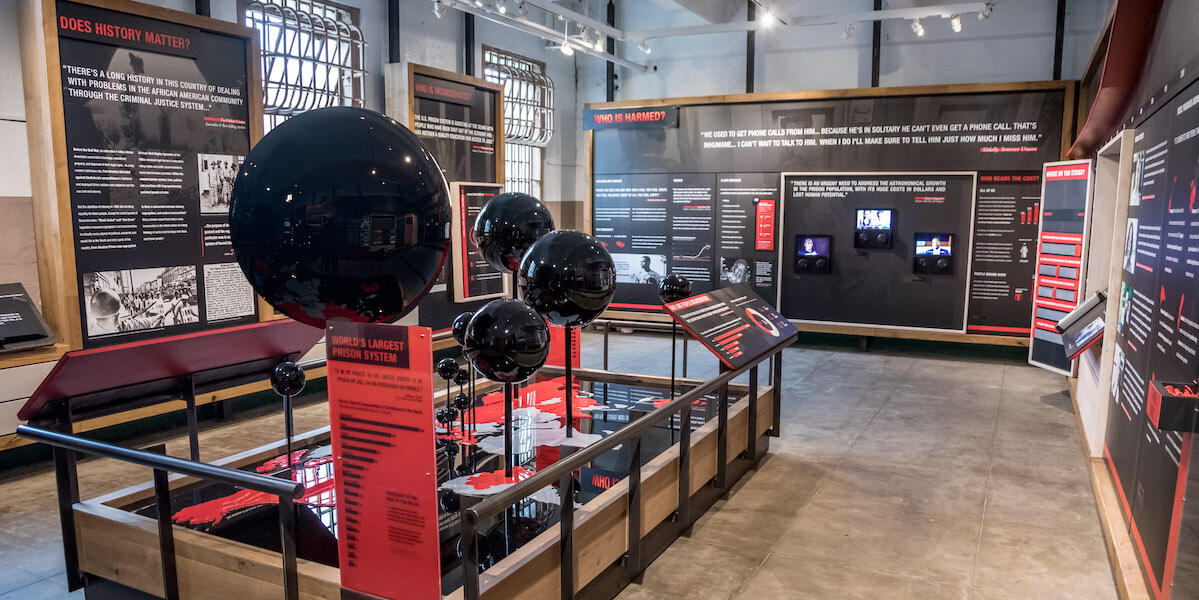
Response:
[796,235,831,258]
[914,233,953,256]
[855,209,893,230]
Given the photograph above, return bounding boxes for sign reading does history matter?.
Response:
[51,0,261,348]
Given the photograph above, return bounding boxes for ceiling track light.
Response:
[950,14,962,32]
[432,0,444,19]
[911,18,924,37]
[978,2,993,21]
[638,40,651,54]
[842,22,854,40]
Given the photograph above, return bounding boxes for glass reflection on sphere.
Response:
[463,299,550,383]
[230,107,451,329]
[518,230,616,328]
[471,193,554,273]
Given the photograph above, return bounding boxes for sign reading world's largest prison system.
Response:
[55,0,259,348]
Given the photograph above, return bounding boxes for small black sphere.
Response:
[519,230,616,327]
[229,107,451,329]
[453,392,471,411]
[436,408,453,424]
[437,357,460,381]
[463,299,551,383]
[658,273,692,304]
[454,370,469,387]
[440,490,461,512]
[452,311,473,346]
[270,361,306,397]
[472,193,554,273]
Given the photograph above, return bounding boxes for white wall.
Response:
[576,0,1113,108]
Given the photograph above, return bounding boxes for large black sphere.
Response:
[437,357,460,381]
[518,230,616,327]
[463,299,550,383]
[270,361,306,397]
[451,311,473,346]
[658,273,692,304]
[230,107,451,329]
[471,193,554,273]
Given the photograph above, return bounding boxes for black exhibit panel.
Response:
[1103,74,1199,598]
[56,0,259,347]
[779,173,976,331]
[408,67,502,332]
[591,88,1064,336]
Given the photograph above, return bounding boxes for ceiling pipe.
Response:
[626,2,989,41]
[441,0,651,72]
[523,0,625,41]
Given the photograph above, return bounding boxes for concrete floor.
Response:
[0,331,1115,599]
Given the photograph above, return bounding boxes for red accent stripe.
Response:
[609,303,662,311]
[1105,446,1165,599]
[967,325,1032,333]
[1161,433,1193,598]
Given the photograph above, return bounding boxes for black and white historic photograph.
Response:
[83,266,199,336]
[197,153,244,214]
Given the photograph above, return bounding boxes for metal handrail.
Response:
[17,426,304,499]
[458,337,792,600]
[20,425,304,600]
[462,342,784,523]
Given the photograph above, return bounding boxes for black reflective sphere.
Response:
[463,299,551,383]
[439,490,460,512]
[454,370,469,387]
[269,361,306,397]
[437,357,460,381]
[518,231,616,327]
[658,273,692,304]
[436,407,453,424]
[230,107,451,329]
[453,392,471,410]
[471,193,554,273]
[451,311,473,346]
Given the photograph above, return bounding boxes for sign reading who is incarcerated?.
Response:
[663,285,797,370]
[326,323,441,600]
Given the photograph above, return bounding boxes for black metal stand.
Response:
[669,323,677,443]
[565,326,573,438]
[504,382,514,477]
[283,393,295,469]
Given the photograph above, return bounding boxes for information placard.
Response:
[326,323,440,599]
[449,182,507,302]
[1028,160,1093,374]
[663,285,797,369]
[54,0,260,348]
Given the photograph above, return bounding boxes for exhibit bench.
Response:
[24,360,780,600]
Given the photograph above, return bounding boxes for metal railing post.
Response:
[715,365,729,490]
[153,469,180,600]
[52,443,84,591]
[771,351,783,437]
[461,511,480,600]
[677,397,691,532]
[625,434,641,576]
[746,365,759,461]
[278,497,299,600]
[559,471,575,600]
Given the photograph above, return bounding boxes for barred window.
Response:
[483,47,554,198]
[244,0,367,132]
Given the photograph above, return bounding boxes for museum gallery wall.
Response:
[589,85,1069,336]
[1104,63,1199,600]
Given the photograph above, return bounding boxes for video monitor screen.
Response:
[855,209,893,230]
[796,235,831,258]
[914,233,953,256]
